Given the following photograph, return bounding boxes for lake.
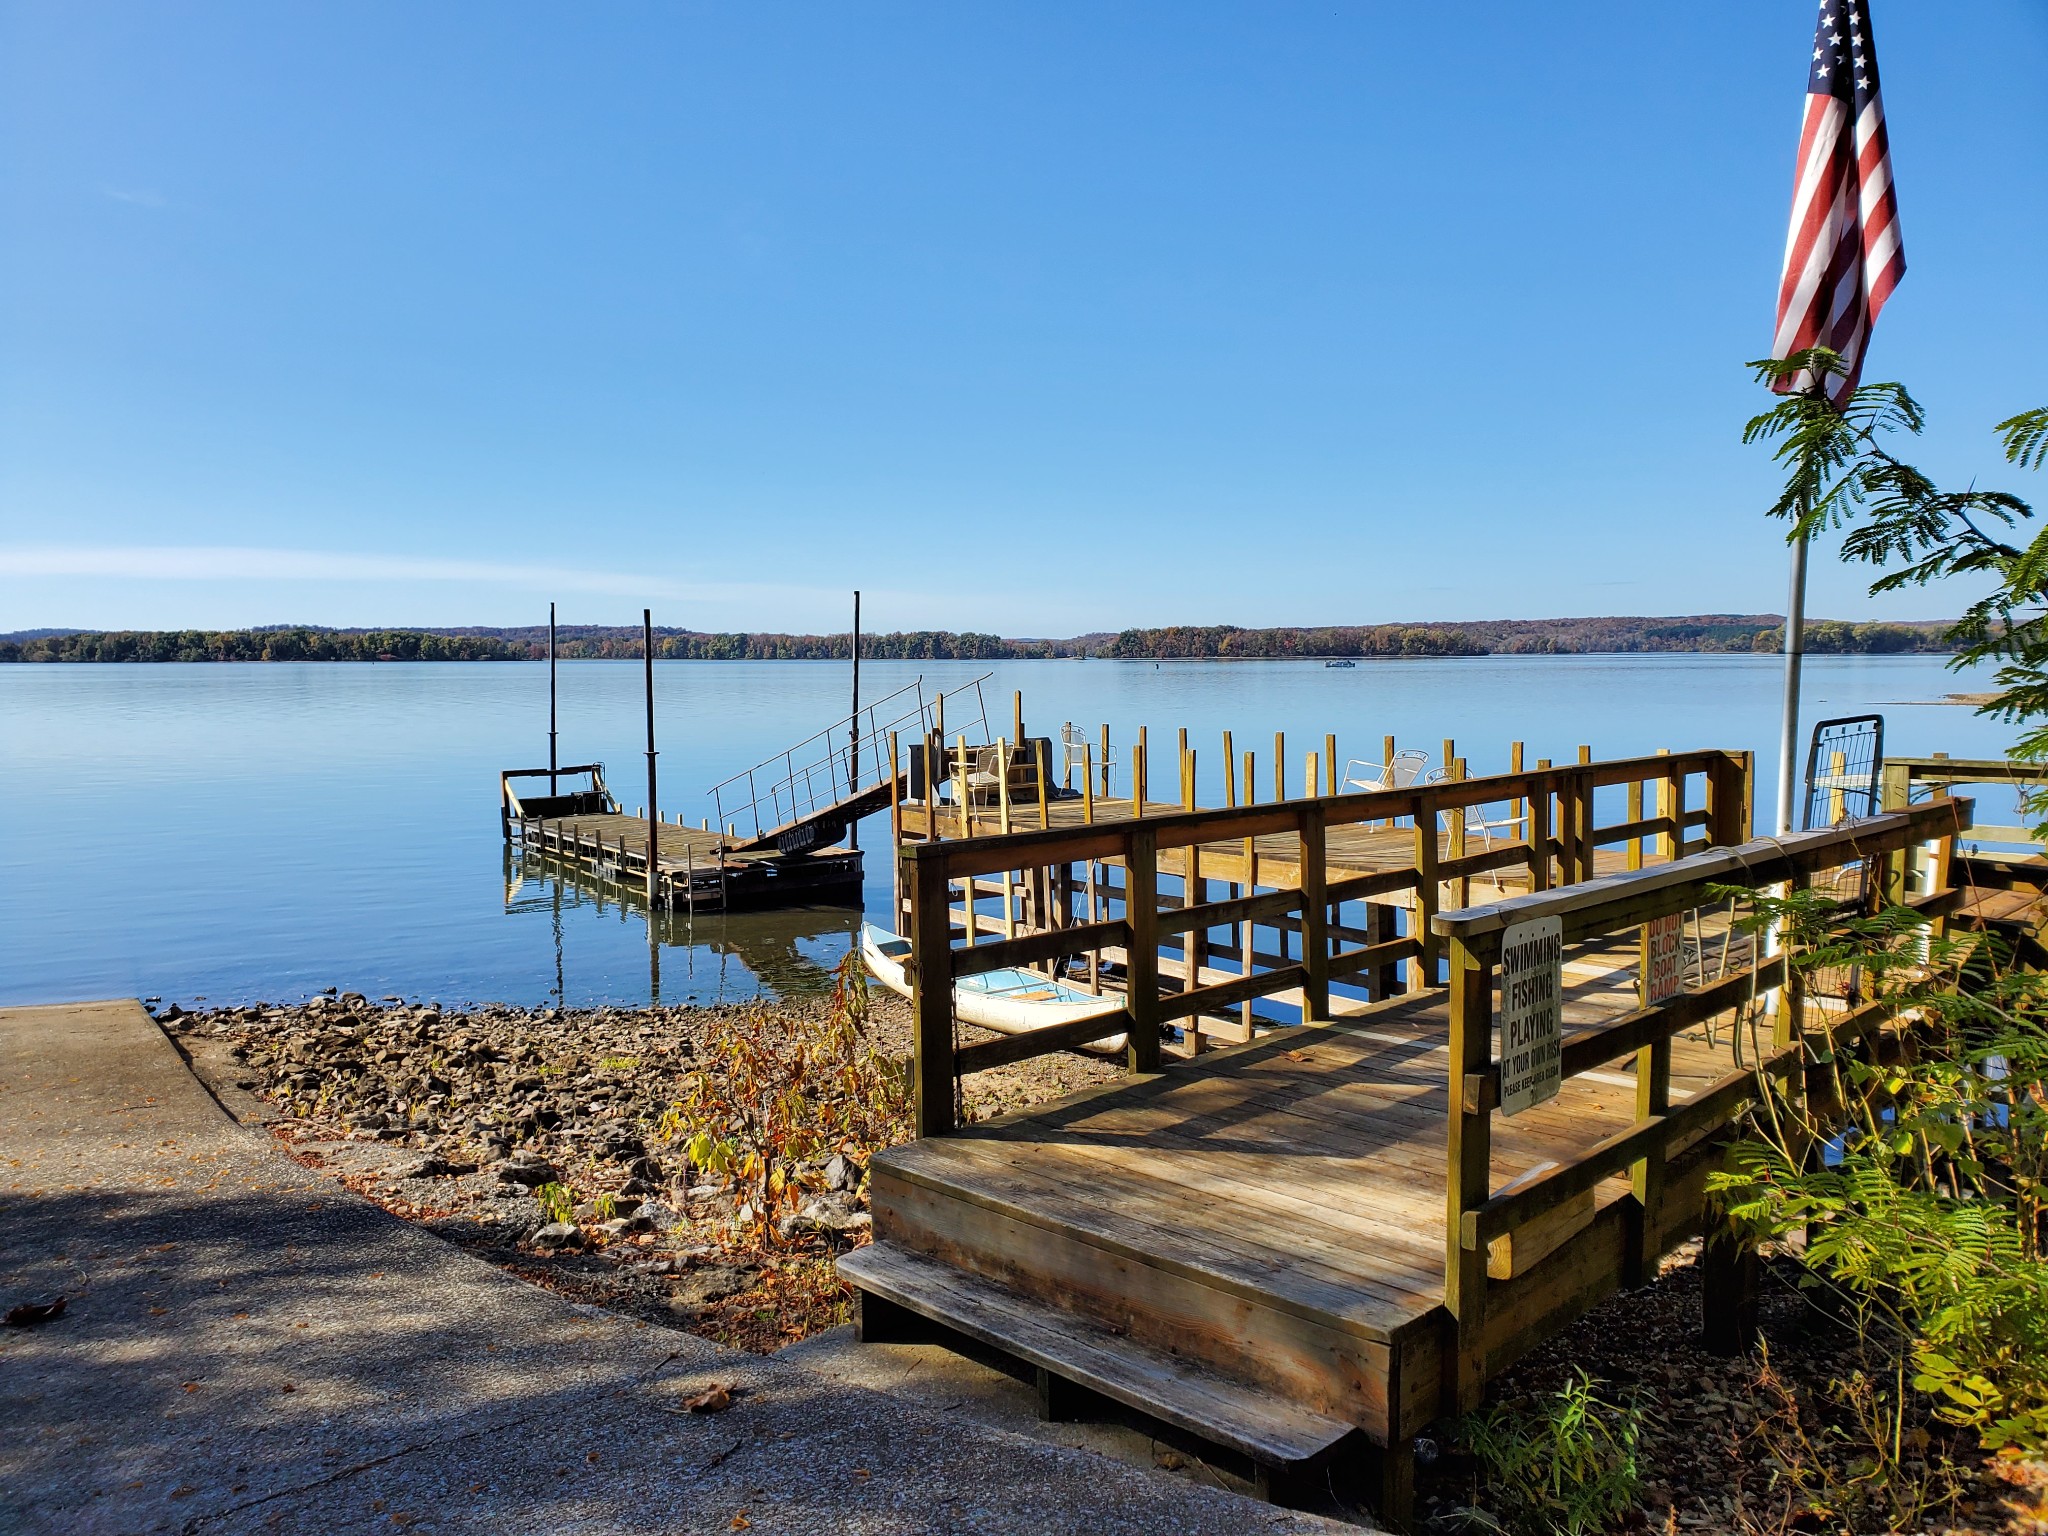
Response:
[0,654,2015,1010]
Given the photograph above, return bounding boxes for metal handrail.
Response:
[707,673,993,838]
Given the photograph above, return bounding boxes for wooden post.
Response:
[1324,733,1337,797]
[888,731,904,925]
[1531,759,1553,891]
[1084,746,1100,993]
[1627,778,1645,873]
[1274,732,1286,801]
[1136,728,1149,813]
[1450,757,1470,908]
[1222,731,1237,806]
[910,850,955,1138]
[1305,751,1319,802]
[1444,935,1493,1411]
[956,733,971,839]
[1062,722,1074,790]
[1701,1215,1760,1356]
[1126,827,1161,1073]
[1510,741,1525,850]
[1242,750,1258,1039]
[1300,804,1329,1024]
[1099,723,1112,800]
[998,739,1016,941]
[1013,690,1024,753]
[1187,834,1206,1056]
[1183,744,1196,811]
[1415,799,1442,987]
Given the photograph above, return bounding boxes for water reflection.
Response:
[501,844,859,1006]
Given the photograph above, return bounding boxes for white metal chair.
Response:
[965,745,1006,804]
[1061,723,1116,788]
[1342,749,1430,793]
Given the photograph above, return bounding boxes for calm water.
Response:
[0,655,2016,1009]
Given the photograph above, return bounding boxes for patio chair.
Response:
[1342,749,1430,793]
[1060,723,1116,789]
[965,745,1006,805]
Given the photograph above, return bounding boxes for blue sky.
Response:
[2,2,2043,636]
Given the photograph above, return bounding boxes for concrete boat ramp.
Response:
[0,1001,1361,1535]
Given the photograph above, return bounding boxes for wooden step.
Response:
[838,1241,1363,1473]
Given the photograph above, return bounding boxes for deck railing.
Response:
[1429,794,1971,1410]
[899,748,1754,1136]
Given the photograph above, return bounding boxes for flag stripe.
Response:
[1770,1,1903,403]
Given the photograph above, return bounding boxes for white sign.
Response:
[1643,912,1684,1005]
[1498,916,1563,1116]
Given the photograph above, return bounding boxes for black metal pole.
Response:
[849,590,861,851]
[548,602,558,794]
[644,609,660,908]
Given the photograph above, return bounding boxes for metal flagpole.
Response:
[1774,516,1810,836]
[848,590,861,850]
[548,602,559,794]
[643,609,660,908]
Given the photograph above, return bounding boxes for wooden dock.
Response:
[501,764,861,914]
[841,750,1974,1528]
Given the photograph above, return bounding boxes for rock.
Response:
[669,1263,755,1308]
[776,1194,871,1241]
[531,1221,582,1249]
[625,1155,663,1183]
[495,1159,560,1187]
[397,1156,449,1180]
[824,1153,852,1191]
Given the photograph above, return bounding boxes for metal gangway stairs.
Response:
[709,675,992,856]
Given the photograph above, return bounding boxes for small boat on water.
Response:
[860,924,1126,1049]
[1324,658,1356,668]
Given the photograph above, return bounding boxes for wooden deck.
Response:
[845,935,1744,1485]
[843,776,1973,1528]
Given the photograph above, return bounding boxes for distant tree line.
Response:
[0,614,1955,664]
[1097,625,1487,658]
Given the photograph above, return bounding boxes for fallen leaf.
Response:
[5,1297,67,1327]
[279,1382,296,1394]
[1284,1049,1310,1062]
[730,1516,751,1531]
[181,1382,201,1394]
[685,1383,736,1413]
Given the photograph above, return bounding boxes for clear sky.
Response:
[2,2,2043,636]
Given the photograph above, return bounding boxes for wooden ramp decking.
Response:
[842,780,1975,1529]
[844,933,1754,1506]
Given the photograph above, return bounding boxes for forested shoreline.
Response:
[0,613,1954,664]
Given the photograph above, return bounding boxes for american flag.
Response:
[1769,0,1904,402]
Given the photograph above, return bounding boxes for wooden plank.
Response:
[953,1010,1135,1074]
[837,1243,1365,1468]
[1157,964,1308,1022]
[950,917,1131,977]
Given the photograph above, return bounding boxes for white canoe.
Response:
[860,924,1127,1050]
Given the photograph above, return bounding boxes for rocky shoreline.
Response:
[155,987,1116,1351]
